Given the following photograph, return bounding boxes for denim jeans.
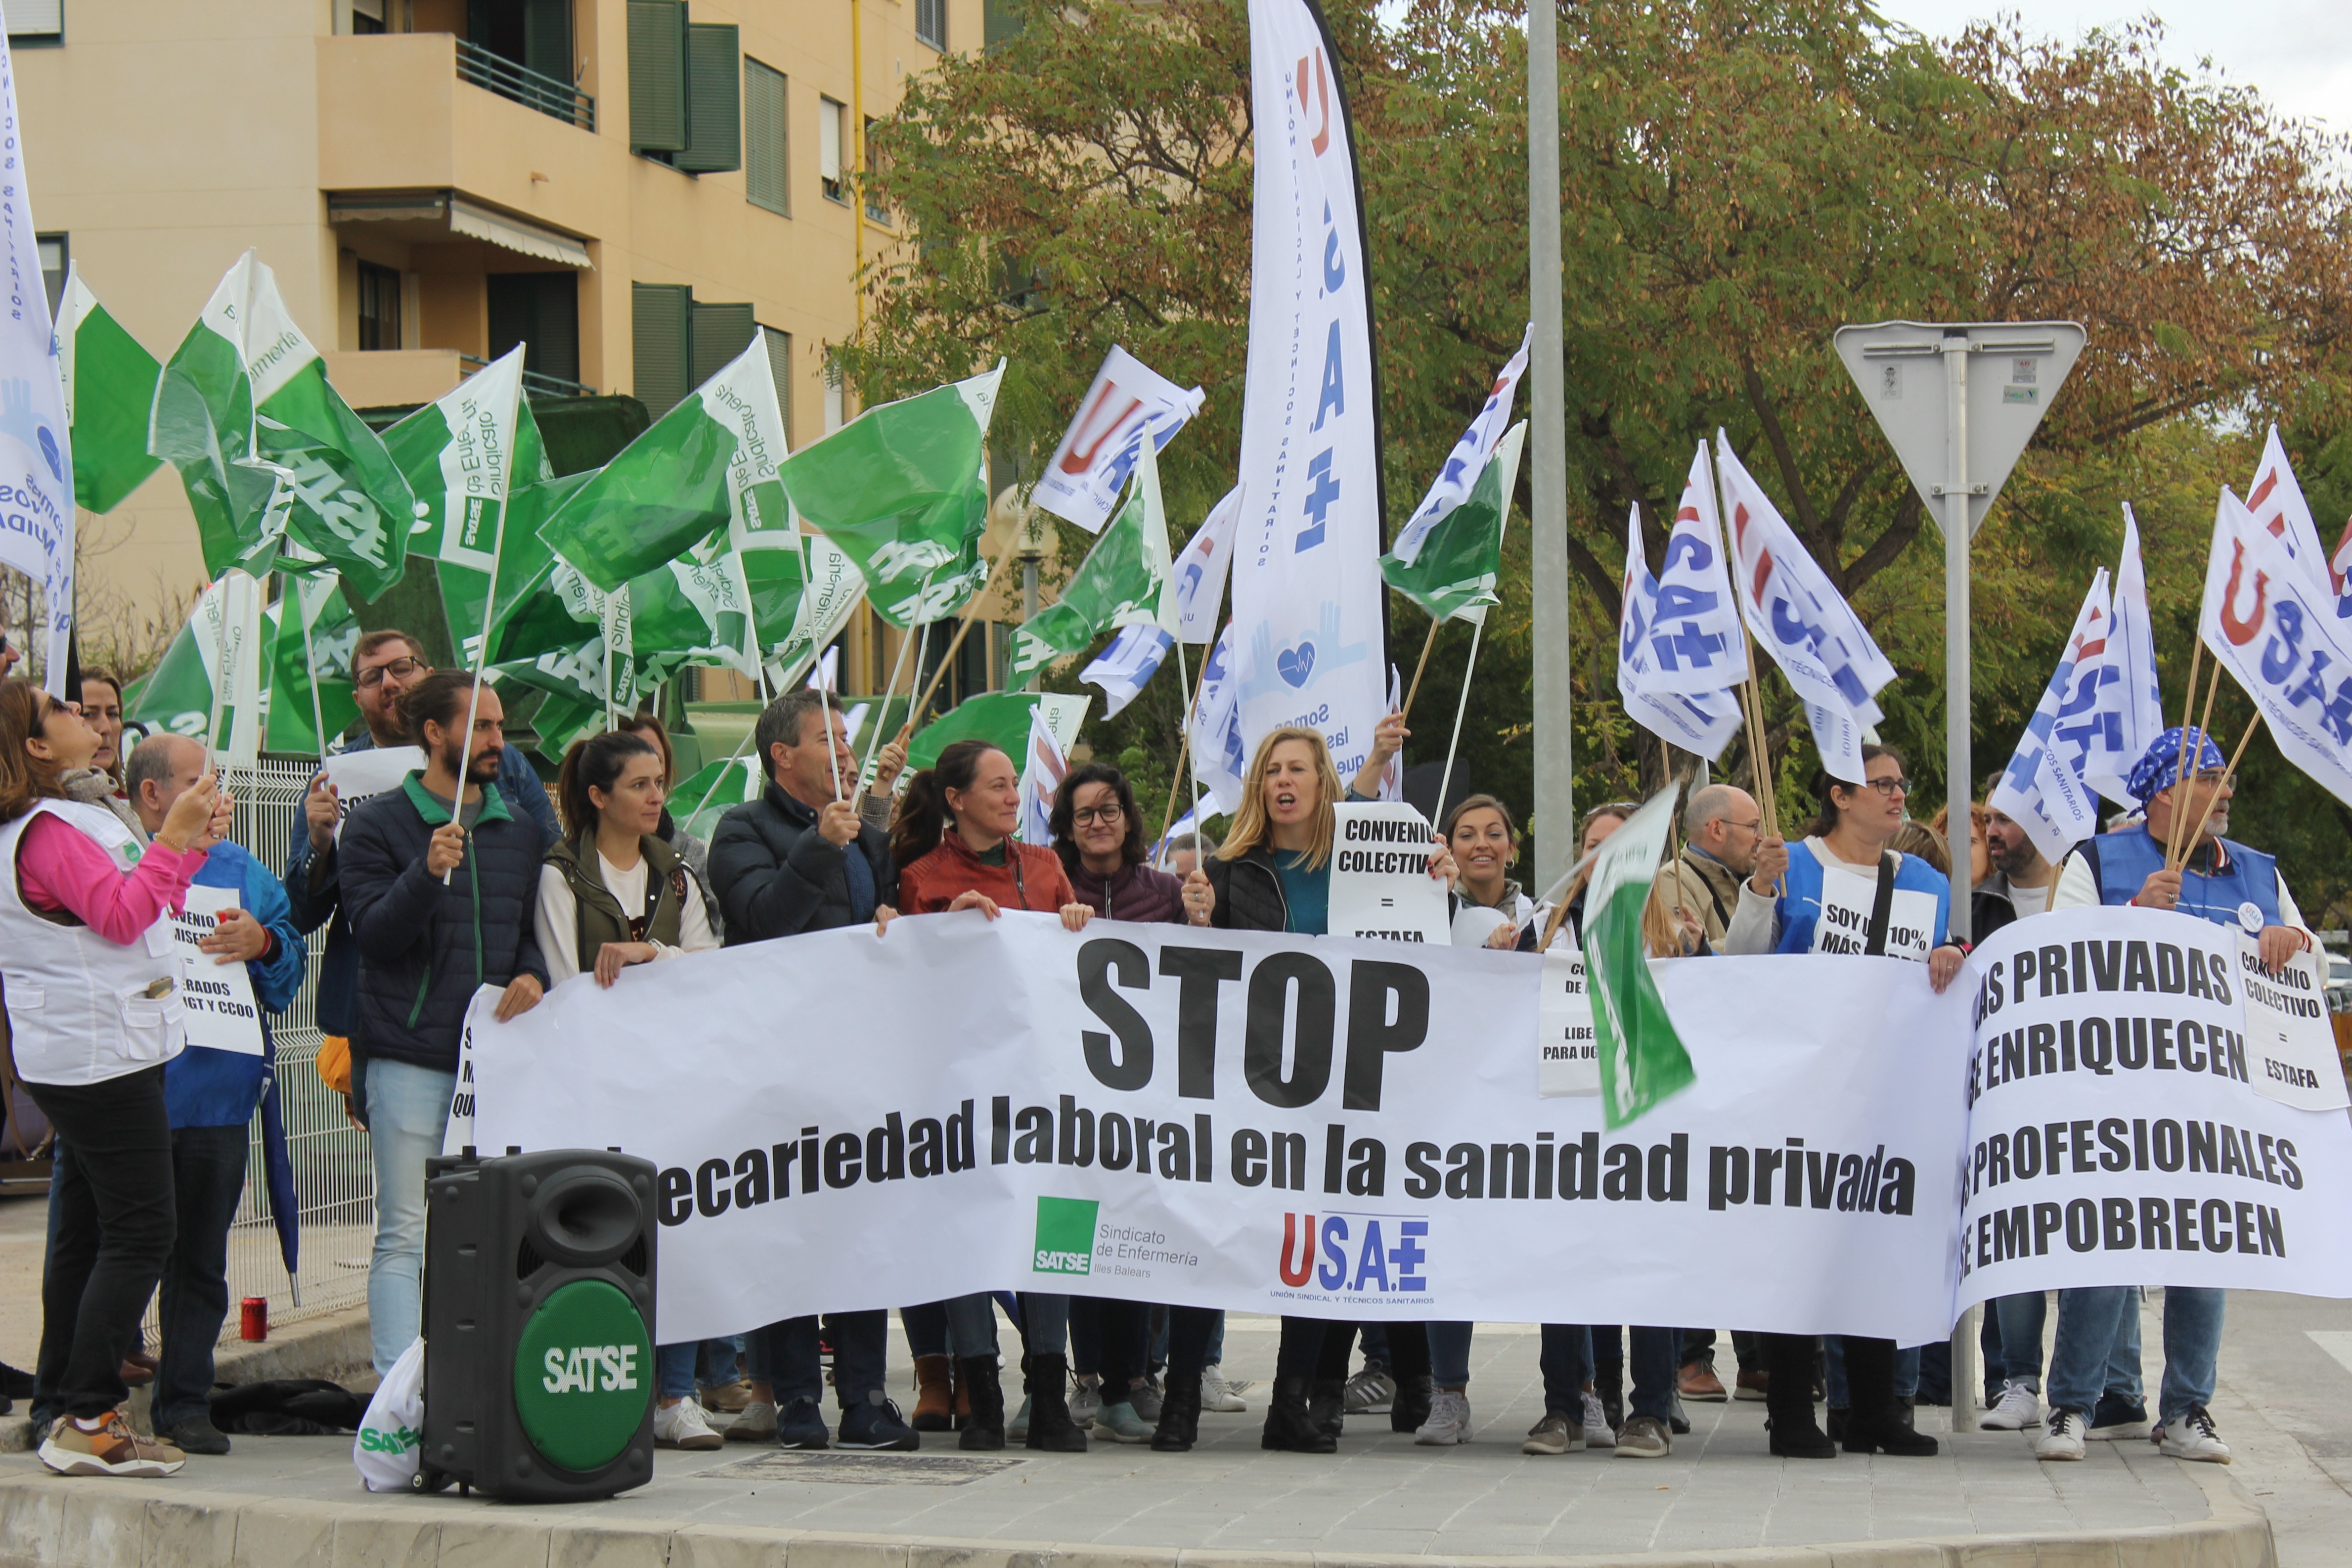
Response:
[943,1293,1002,1358]
[1015,1292,1066,1357]
[2008,1288,2144,1403]
[1590,1326,1681,1420]
[1429,1320,1474,1387]
[363,1059,455,1374]
[902,1301,951,1359]
[773,1309,888,1410]
[1203,1310,1227,1367]
[697,1336,744,1388]
[1824,1336,1921,1405]
[1359,1321,1392,1368]
[1538,1324,1593,1416]
[154,1124,250,1430]
[2050,1285,2207,1421]
[657,1342,700,1400]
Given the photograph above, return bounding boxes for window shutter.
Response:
[916,0,944,51]
[818,97,843,185]
[761,326,794,433]
[673,23,741,174]
[626,0,688,153]
[689,301,756,391]
[744,59,789,216]
[524,0,573,87]
[632,281,694,417]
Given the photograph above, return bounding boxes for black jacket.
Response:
[1206,847,1289,934]
[709,782,898,944]
[338,774,551,1074]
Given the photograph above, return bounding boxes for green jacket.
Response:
[544,832,688,970]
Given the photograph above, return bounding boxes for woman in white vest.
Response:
[1,681,227,1478]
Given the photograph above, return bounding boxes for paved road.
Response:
[2208,1289,2352,1567]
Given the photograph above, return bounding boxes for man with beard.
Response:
[338,671,549,1373]
[1973,798,2058,941]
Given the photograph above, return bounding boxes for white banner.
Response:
[1032,346,1204,535]
[1618,504,1744,761]
[1537,949,1597,1097]
[1958,907,2352,1310]
[475,916,1976,1346]
[0,25,74,689]
[323,746,426,840]
[1327,802,1447,943]
[2201,488,2352,809]
[1230,0,1387,784]
[2234,937,2350,1112]
[2084,506,2168,807]
[168,885,265,1056]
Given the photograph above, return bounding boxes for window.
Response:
[350,0,386,34]
[983,0,1021,52]
[8,0,61,42]
[744,58,789,217]
[689,300,754,390]
[862,117,889,224]
[761,326,793,432]
[915,0,945,51]
[819,96,846,204]
[488,272,581,389]
[627,0,688,153]
[632,281,693,417]
[35,234,65,321]
[356,261,402,351]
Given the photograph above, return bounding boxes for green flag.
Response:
[456,462,602,668]
[56,266,162,514]
[385,345,528,579]
[1380,420,1524,626]
[779,363,1002,629]
[627,555,755,691]
[764,532,867,686]
[149,255,283,579]
[536,338,793,592]
[125,574,265,763]
[265,567,361,755]
[906,690,1091,771]
[671,755,763,845]
[1009,435,1175,678]
[1581,783,1697,1130]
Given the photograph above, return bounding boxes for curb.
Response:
[0,1455,2276,1568]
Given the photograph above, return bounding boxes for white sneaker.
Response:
[1979,1380,2041,1431]
[1414,1388,1471,1445]
[1344,1366,1397,1414]
[1581,1390,1616,1448]
[655,1397,725,1450]
[2033,1408,2086,1461]
[2156,1405,2232,1464]
[1200,1366,1247,1413]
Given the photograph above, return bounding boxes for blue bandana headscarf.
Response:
[2126,726,2228,805]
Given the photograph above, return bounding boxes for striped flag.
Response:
[1081,623,1176,718]
[1017,702,1070,846]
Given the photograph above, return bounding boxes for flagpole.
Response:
[1400,617,1442,723]
[2163,637,2204,866]
[450,480,513,883]
[203,582,231,779]
[795,529,844,802]
[860,573,931,790]
[295,579,330,767]
[903,533,1025,733]
[2168,661,2222,871]
[1433,613,1484,827]
[1158,596,1230,853]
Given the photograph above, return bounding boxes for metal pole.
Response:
[1940,331,1976,1435]
[1527,0,1573,888]
[1022,557,1040,692]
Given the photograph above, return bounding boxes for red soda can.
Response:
[240,1297,269,1341]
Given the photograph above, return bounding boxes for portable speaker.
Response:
[418,1147,659,1501]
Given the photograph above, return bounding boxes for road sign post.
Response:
[1835,318,2084,1435]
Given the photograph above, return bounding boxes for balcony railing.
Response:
[463,354,594,400]
[454,37,594,132]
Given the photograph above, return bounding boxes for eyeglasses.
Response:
[1073,804,1125,827]
[2182,771,2237,792]
[1864,777,1912,798]
[1725,818,1763,834]
[355,656,425,689]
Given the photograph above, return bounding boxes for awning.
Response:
[326,190,594,270]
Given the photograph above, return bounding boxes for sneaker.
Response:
[1128,1377,1164,1424]
[777,1396,830,1450]
[2155,1405,2231,1464]
[1521,1412,1581,1454]
[39,1412,185,1477]
[701,1379,754,1415]
[1009,1396,1030,1440]
[837,1391,920,1451]
[1614,1414,1671,1458]
[1070,1375,1103,1429]
[1344,1365,1397,1415]
[1733,1370,1768,1402]
[2086,1392,2150,1441]
[2033,1408,2086,1461]
[1581,1390,1616,1448]
[1980,1380,2041,1432]
[1413,1388,1471,1445]
[726,1398,780,1443]
[1096,1400,1155,1443]
[1678,1357,1728,1402]
[655,1398,725,1451]
[1200,1366,1247,1413]
[156,1412,231,1456]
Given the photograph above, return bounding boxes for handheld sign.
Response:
[2236,938,2350,1112]
[1327,802,1450,944]
[442,986,504,1157]
[322,746,427,840]
[1811,864,1936,963]
[1538,947,1598,1096]
[169,886,266,1056]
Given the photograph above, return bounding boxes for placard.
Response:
[2236,936,2350,1111]
[1812,862,1936,961]
[1327,802,1449,943]
[1538,948,1598,1096]
[168,885,265,1056]
[322,746,426,840]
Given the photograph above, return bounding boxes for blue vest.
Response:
[2079,825,2281,931]
[1772,839,1951,957]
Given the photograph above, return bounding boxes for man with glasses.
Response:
[2034,727,2315,1464]
[281,631,557,1123]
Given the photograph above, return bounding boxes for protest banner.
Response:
[322,747,426,839]
[1032,346,1203,534]
[1536,948,1596,1097]
[1957,906,2352,1311]
[167,886,265,1056]
[474,916,1973,1346]
[442,987,502,1158]
[2231,937,2350,1112]
[1327,802,1448,943]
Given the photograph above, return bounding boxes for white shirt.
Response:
[534,848,719,986]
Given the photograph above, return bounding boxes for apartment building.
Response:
[13,0,997,691]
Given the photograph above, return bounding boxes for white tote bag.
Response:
[353,1337,426,1492]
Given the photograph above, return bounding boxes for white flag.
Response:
[1389,326,1530,566]
[2201,488,2352,809]
[2081,505,2167,806]
[0,29,74,690]
[1617,506,1744,761]
[1231,0,1386,785]
[1717,435,1896,783]
[1637,444,1750,697]
[1033,346,1204,535]
[1190,623,1249,817]
[1082,624,1176,719]
[1988,572,2110,865]
[2243,426,2332,601]
[1173,486,1241,644]
[197,571,265,769]
[1017,701,1069,845]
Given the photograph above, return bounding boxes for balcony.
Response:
[455,37,593,132]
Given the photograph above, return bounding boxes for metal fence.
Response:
[454,38,596,132]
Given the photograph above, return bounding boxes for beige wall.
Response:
[16,0,978,649]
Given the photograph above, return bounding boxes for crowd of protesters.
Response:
[0,628,2299,1475]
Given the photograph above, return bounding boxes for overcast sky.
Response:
[1872,1,2352,135]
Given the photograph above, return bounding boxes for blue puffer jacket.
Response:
[337,773,550,1076]
[283,733,557,1039]
[165,840,309,1128]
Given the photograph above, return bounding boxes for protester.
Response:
[2,680,229,1477]
[2036,727,2311,1464]
[0,629,16,678]
[78,669,127,790]
[612,711,723,941]
[1206,725,1454,1451]
[1442,794,1540,949]
[1160,829,1219,878]
[338,672,548,1375]
[1928,801,1989,888]
[283,630,556,1125]
[707,689,913,1452]
[1550,802,1636,945]
[1888,821,1949,877]
[118,736,308,1457]
[1974,800,2055,941]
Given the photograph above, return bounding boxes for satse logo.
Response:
[540,1343,642,1394]
[1034,1195,1098,1276]
[1277,1211,1429,1295]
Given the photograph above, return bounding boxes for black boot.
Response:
[1308,1377,1346,1441]
[1840,1339,1937,1457]
[1023,1353,1087,1451]
[1764,1333,1835,1459]
[1151,1370,1203,1452]
[1389,1373,1433,1434]
[1260,1375,1336,1453]
[956,1356,1005,1451]
[1825,1407,1849,1443]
